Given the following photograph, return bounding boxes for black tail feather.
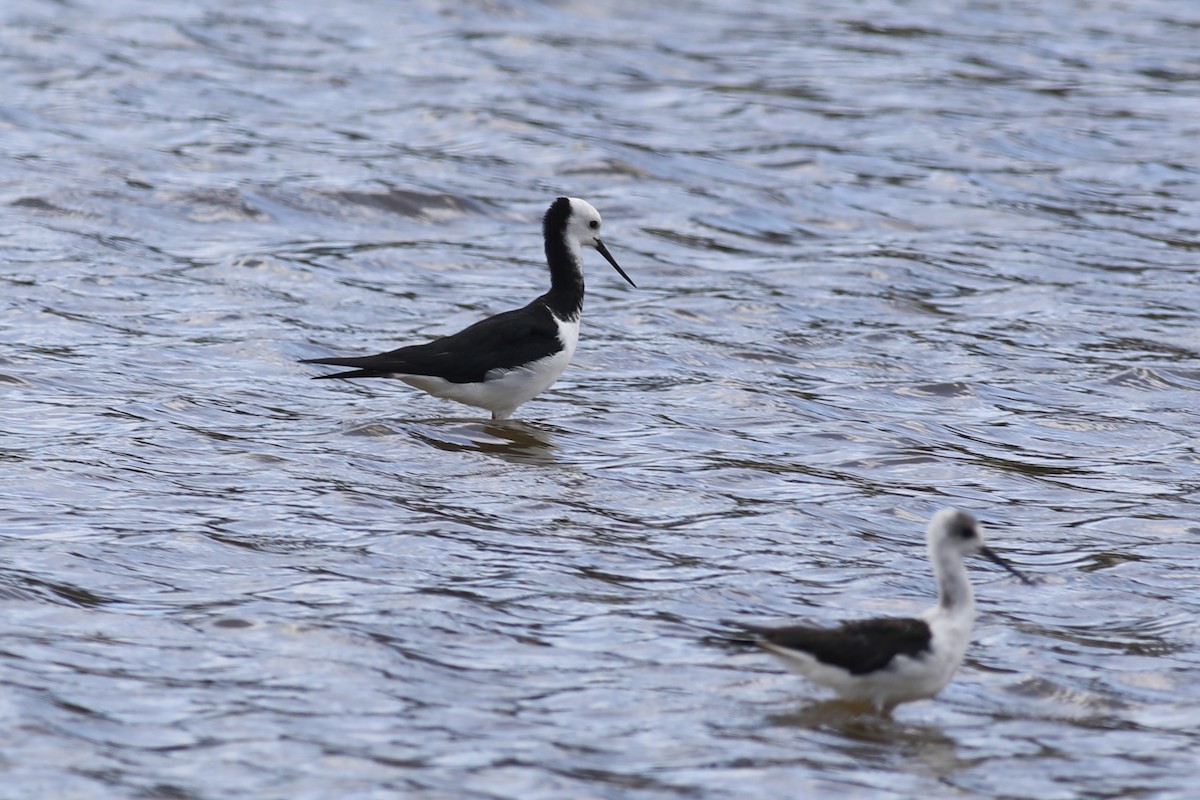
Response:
[300,356,387,380]
[300,356,360,367]
[702,619,767,649]
[310,369,380,380]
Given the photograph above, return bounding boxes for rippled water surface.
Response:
[3,0,1200,797]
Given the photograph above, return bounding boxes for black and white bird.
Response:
[301,197,635,420]
[738,508,1031,712]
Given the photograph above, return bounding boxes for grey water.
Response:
[3,0,1200,797]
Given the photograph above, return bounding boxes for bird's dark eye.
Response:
[953,522,977,540]
[589,220,599,229]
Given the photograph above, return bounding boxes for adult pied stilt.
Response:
[301,197,635,420]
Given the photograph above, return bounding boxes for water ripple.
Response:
[3,0,1200,797]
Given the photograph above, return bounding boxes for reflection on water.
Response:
[3,0,1200,796]
[769,700,965,778]
[408,420,559,464]
[338,417,561,463]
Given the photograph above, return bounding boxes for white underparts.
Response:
[396,314,580,419]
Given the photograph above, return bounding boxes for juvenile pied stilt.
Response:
[738,508,1032,712]
[301,197,635,420]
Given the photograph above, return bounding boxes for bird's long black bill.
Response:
[980,546,1034,585]
[595,240,636,288]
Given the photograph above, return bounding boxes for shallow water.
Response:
[3,0,1200,797]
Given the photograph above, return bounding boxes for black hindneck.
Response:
[543,225,584,320]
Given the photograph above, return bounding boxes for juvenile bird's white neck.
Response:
[932,543,976,615]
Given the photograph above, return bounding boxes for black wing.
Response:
[749,617,932,675]
[302,299,563,384]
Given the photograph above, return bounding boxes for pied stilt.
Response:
[301,197,635,420]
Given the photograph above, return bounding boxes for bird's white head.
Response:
[927,508,1031,583]
[927,508,985,558]
[564,197,604,249]
[548,197,636,288]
